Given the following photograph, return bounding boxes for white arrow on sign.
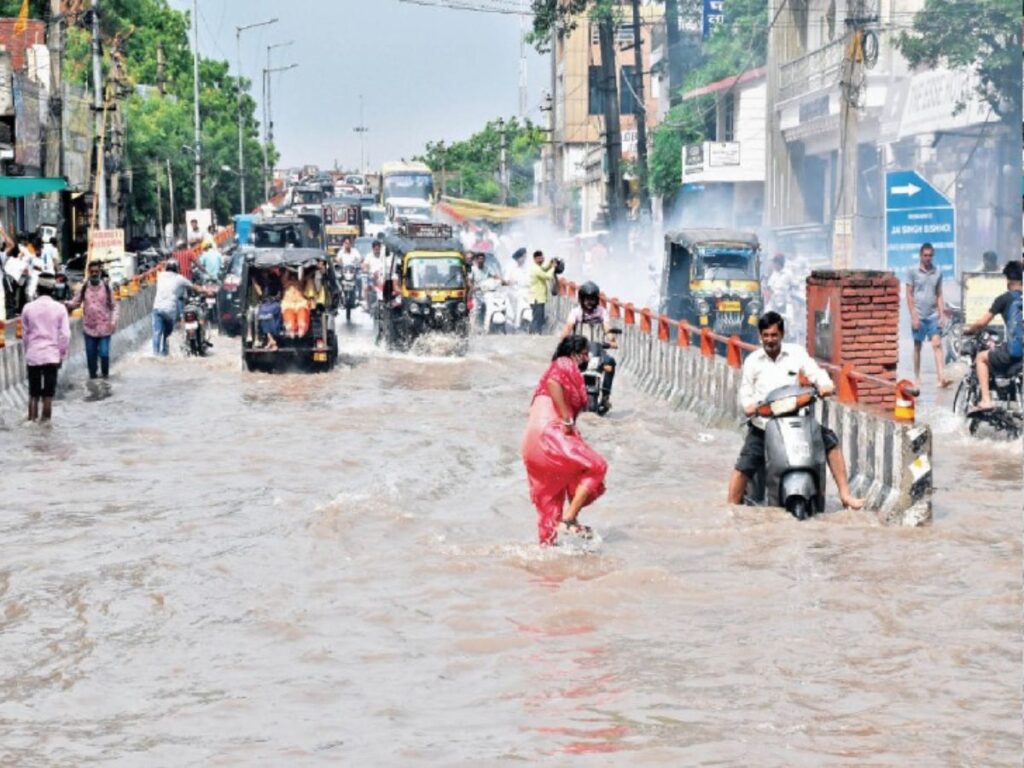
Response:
[891,182,920,197]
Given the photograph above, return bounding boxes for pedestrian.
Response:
[65,261,118,379]
[151,260,200,356]
[20,272,70,421]
[528,249,558,334]
[905,242,952,388]
[40,237,60,274]
[521,334,608,545]
[186,218,203,246]
[976,250,999,273]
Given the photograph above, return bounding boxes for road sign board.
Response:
[885,170,955,279]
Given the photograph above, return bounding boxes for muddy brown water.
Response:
[0,316,1019,766]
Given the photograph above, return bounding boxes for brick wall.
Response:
[0,19,45,72]
[806,270,900,409]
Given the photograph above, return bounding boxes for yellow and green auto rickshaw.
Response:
[659,228,762,343]
[376,222,471,354]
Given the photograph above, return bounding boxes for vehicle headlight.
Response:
[408,302,421,315]
[695,299,710,315]
[747,298,761,315]
[456,302,467,314]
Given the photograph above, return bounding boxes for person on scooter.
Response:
[727,311,865,510]
[362,239,384,307]
[559,281,617,412]
[966,259,1023,414]
[470,250,503,329]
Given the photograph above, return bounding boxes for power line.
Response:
[397,0,533,14]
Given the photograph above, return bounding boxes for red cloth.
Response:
[522,358,607,545]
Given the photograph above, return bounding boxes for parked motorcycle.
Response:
[941,301,965,364]
[743,384,827,520]
[338,264,359,323]
[953,329,1022,439]
[181,291,211,357]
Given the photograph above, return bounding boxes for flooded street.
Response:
[0,317,1019,766]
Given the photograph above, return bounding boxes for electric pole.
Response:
[664,0,683,106]
[834,8,870,269]
[597,15,624,229]
[264,41,293,201]
[353,94,368,174]
[236,17,277,214]
[630,0,650,217]
[192,0,201,209]
[90,0,106,228]
[166,157,176,244]
[498,118,508,205]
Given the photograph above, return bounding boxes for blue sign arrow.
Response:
[885,170,956,279]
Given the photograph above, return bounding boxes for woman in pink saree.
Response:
[522,335,608,545]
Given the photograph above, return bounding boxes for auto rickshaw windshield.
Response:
[405,257,465,289]
[695,246,757,280]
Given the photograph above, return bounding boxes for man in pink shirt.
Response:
[20,272,70,421]
[65,261,118,379]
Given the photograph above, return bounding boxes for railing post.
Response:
[639,308,652,334]
[894,379,916,423]
[608,297,621,320]
[624,303,635,326]
[699,327,714,358]
[726,335,743,369]
[0,319,5,348]
[15,317,22,339]
[677,320,691,348]
[837,363,859,404]
[657,314,670,342]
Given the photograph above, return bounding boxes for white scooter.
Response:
[480,277,510,334]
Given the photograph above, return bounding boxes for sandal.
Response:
[561,518,593,539]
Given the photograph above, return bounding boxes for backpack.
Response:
[1007,289,1022,359]
[257,299,283,336]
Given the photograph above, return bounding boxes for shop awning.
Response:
[436,196,547,224]
[0,177,68,197]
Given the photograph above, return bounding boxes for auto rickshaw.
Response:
[659,228,762,343]
[323,201,364,257]
[252,215,323,251]
[376,222,470,354]
[239,247,341,372]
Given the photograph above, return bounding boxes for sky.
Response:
[167,0,549,173]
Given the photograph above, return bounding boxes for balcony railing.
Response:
[778,36,846,102]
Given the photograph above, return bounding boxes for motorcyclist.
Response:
[966,259,1023,414]
[196,238,222,281]
[559,281,618,411]
[361,239,384,306]
[470,251,504,329]
[727,311,864,509]
[336,237,362,269]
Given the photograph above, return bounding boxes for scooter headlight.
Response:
[408,302,421,315]
[695,298,710,315]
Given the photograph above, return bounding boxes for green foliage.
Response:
[419,118,546,207]
[896,0,1020,119]
[526,0,620,51]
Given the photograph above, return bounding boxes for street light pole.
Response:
[353,94,369,174]
[264,40,293,201]
[192,0,201,209]
[236,17,277,214]
[264,63,298,196]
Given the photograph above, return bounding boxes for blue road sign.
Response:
[885,170,956,280]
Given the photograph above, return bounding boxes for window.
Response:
[588,65,604,115]
[620,65,639,115]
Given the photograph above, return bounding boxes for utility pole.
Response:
[90,0,106,228]
[517,0,528,117]
[156,42,166,95]
[191,0,201,209]
[264,41,293,202]
[45,0,65,250]
[597,15,624,229]
[630,0,650,217]
[166,157,176,245]
[664,0,683,106]
[438,140,446,197]
[155,162,164,242]
[548,28,559,224]
[497,118,508,206]
[264,62,298,196]
[834,8,869,269]
[353,94,368,174]
[236,17,277,214]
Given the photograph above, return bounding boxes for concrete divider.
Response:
[550,290,932,526]
[0,283,156,412]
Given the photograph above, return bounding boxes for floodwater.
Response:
[0,311,1019,766]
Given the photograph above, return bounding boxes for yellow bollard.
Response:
[893,379,916,423]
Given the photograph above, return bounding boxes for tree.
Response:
[419,118,545,206]
[896,0,1021,120]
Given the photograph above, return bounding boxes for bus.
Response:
[380,160,434,206]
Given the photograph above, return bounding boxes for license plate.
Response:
[312,352,327,362]
[184,322,198,330]
[717,300,741,312]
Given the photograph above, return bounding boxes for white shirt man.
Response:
[40,240,60,274]
[738,342,832,429]
[336,241,362,269]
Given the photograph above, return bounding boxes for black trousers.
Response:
[530,302,546,334]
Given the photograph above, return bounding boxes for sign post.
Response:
[884,170,956,279]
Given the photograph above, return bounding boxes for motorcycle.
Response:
[193,268,220,332]
[338,264,359,323]
[582,329,620,416]
[181,291,212,357]
[479,277,510,334]
[941,302,965,364]
[743,384,827,520]
[953,329,1022,439]
[515,286,532,332]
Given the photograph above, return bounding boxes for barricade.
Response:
[549,280,932,526]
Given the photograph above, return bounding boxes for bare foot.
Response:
[938,377,952,389]
[841,495,865,510]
